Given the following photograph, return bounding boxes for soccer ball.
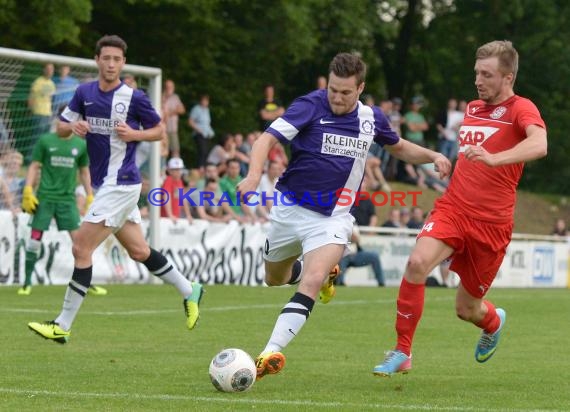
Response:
[209,348,256,393]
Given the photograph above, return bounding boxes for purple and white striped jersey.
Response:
[268,89,399,216]
[60,81,161,189]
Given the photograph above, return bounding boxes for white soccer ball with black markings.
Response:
[209,348,256,393]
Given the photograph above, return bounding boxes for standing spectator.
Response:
[258,84,285,131]
[53,65,79,113]
[162,79,186,159]
[234,132,251,176]
[189,94,215,174]
[404,96,429,147]
[161,157,192,224]
[551,218,568,236]
[1,150,24,210]
[374,40,547,376]
[316,75,327,90]
[436,98,464,162]
[122,74,137,89]
[28,63,56,157]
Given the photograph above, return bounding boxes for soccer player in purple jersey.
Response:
[28,35,203,344]
[238,52,451,380]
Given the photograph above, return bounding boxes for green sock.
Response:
[24,249,38,287]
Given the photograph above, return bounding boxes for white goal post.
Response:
[0,46,163,249]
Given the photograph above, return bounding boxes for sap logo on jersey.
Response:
[457,126,499,152]
[321,133,371,159]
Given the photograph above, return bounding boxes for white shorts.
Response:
[264,202,354,262]
[84,184,142,229]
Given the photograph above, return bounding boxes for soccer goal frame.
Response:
[0,46,163,249]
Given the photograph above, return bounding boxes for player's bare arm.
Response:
[237,132,279,195]
[385,139,452,179]
[57,119,90,138]
[115,122,164,142]
[465,124,547,166]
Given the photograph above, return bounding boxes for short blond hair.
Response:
[476,40,519,85]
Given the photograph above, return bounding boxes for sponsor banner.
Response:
[1,213,568,288]
[0,211,15,285]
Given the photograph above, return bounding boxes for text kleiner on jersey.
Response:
[439,95,546,223]
[60,81,161,189]
[266,89,399,217]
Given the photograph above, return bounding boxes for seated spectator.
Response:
[336,225,385,287]
[257,160,283,215]
[418,162,449,193]
[267,141,288,167]
[552,218,568,236]
[195,163,221,191]
[234,132,251,176]
[381,208,401,228]
[407,206,425,229]
[400,207,411,227]
[193,178,233,223]
[395,159,427,189]
[219,158,256,222]
[207,134,248,176]
[160,158,192,224]
[351,175,378,227]
[365,143,391,192]
[435,98,463,162]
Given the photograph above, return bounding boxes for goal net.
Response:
[0,47,163,247]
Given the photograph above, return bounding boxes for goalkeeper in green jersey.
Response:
[19,131,106,296]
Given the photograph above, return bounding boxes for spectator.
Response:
[404,96,428,147]
[267,141,288,167]
[193,178,233,223]
[258,84,285,131]
[351,175,378,227]
[407,206,425,229]
[122,73,137,89]
[382,97,405,180]
[207,134,238,176]
[400,207,411,227]
[53,65,79,113]
[219,158,255,222]
[28,63,56,157]
[257,160,283,215]
[160,157,192,224]
[316,75,327,90]
[389,97,405,137]
[436,98,464,162]
[336,225,385,287]
[381,208,401,228]
[552,218,568,236]
[363,94,375,107]
[189,94,215,174]
[0,175,16,213]
[418,162,449,193]
[162,79,186,159]
[0,150,24,210]
[234,132,251,176]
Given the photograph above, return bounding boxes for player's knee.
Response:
[127,245,151,262]
[405,253,430,280]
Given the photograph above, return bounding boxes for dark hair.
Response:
[329,53,367,85]
[226,157,240,167]
[95,35,128,56]
[205,177,218,185]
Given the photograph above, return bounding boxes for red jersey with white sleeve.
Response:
[437,95,546,223]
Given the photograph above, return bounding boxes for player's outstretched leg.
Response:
[373,350,412,377]
[184,282,204,330]
[255,352,286,381]
[319,264,340,304]
[475,308,506,363]
[28,321,70,344]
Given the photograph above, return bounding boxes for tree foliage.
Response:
[0,0,567,193]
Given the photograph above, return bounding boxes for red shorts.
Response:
[417,206,513,298]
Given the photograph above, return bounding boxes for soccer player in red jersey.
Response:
[374,40,547,375]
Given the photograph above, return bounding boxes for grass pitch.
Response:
[1,284,569,411]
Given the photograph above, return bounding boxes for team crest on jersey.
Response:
[490,106,507,119]
[360,120,374,135]
[71,148,78,156]
[114,102,126,114]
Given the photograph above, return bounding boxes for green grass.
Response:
[1,285,570,411]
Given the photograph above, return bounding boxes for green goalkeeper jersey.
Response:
[32,132,89,202]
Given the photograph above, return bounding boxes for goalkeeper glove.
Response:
[22,185,39,214]
[84,193,94,215]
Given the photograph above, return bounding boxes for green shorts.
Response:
[30,199,81,232]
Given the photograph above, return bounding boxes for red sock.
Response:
[395,278,425,357]
[475,300,500,334]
